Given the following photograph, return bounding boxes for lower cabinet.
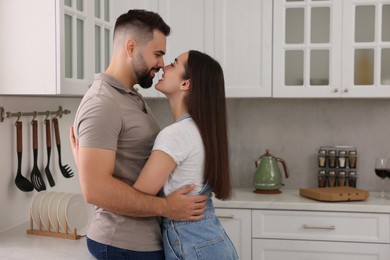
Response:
[253,239,390,260]
[216,208,390,260]
[215,208,252,260]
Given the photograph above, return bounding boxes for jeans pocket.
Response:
[163,227,181,260]
[195,236,237,260]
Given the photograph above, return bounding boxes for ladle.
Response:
[14,120,34,192]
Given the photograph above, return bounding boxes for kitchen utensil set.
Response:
[14,117,73,192]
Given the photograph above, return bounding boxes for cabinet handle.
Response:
[333,88,339,93]
[343,88,349,93]
[302,224,335,230]
[217,215,234,219]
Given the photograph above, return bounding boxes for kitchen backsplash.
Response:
[1,96,389,231]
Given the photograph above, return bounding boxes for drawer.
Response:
[252,210,390,243]
[252,239,390,260]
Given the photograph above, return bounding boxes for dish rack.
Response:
[26,213,81,240]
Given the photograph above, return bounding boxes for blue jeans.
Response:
[86,237,165,260]
[162,186,238,260]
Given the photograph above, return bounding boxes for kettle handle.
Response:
[276,158,289,178]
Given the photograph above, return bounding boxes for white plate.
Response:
[39,191,56,231]
[65,193,94,236]
[48,192,66,232]
[31,191,47,230]
[57,193,74,233]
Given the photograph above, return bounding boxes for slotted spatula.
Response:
[53,118,74,178]
[30,119,46,191]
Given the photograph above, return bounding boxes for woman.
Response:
[133,50,238,260]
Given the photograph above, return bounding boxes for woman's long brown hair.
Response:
[184,50,231,200]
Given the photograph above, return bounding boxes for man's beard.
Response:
[133,52,156,89]
[137,70,154,89]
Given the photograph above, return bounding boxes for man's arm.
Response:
[70,126,207,221]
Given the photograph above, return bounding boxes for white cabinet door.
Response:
[273,0,343,98]
[342,0,390,97]
[215,208,251,260]
[159,0,272,98]
[0,0,57,95]
[0,0,115,96]
[58,0,95,95]
[253,239,390,260]
[214,0,272,97]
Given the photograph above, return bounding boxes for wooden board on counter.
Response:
[299,187,369,202]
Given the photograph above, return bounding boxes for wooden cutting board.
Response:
[299,187,369,202]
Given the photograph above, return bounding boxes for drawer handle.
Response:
[217,215,234,219]
[303,224,335,230]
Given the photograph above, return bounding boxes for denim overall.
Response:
[162,185,239,260]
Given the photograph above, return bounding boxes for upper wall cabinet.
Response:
[273,0,390,98]
[129,0,272,98]
[0,0,115,96]
[342,1,390,97]
[213,0,272,97]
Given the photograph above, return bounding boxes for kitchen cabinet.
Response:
[253,239,389,259]
[216,208,252,260]
[0,0,114,95]
[130,0,272,98]
[214,189,390,260]
[252,210,390,259]
[273,0,390,98]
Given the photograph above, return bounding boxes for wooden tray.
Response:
[299,187,369,202]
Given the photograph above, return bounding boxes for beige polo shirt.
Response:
[73,73,162,251]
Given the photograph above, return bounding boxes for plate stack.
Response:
[30,191,94,237]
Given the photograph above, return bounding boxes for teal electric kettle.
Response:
[253,150,289,194]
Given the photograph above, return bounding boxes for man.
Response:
[72,10,207,259]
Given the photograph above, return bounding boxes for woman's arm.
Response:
[133,150,176,195]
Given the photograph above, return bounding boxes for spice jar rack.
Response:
[317,146,357,188]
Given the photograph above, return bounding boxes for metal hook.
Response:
[14,112,22,126]
[31,111,38,123]
[45,111,51,120]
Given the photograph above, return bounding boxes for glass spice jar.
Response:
[348,150,357,168]
[318,150,327,168]
[338,171,346,187]
[328,171,336,187]
[348,171,357,187]
[318,170,327,187]
[338,150,347,168]
[328,150,336,168]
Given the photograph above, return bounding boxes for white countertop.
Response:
[2,189,390,259]
[213,188,390,214]
[0,222,93,260]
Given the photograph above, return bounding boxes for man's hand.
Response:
[164,184,208,221]
[69,125,79,166]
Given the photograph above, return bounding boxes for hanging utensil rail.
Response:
[0,106,71,122]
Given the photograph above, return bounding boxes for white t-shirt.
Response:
[152,118,205,196]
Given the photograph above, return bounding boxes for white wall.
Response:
[147,98,390,192]
[0,96,82,232]
[1,96,390,231]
